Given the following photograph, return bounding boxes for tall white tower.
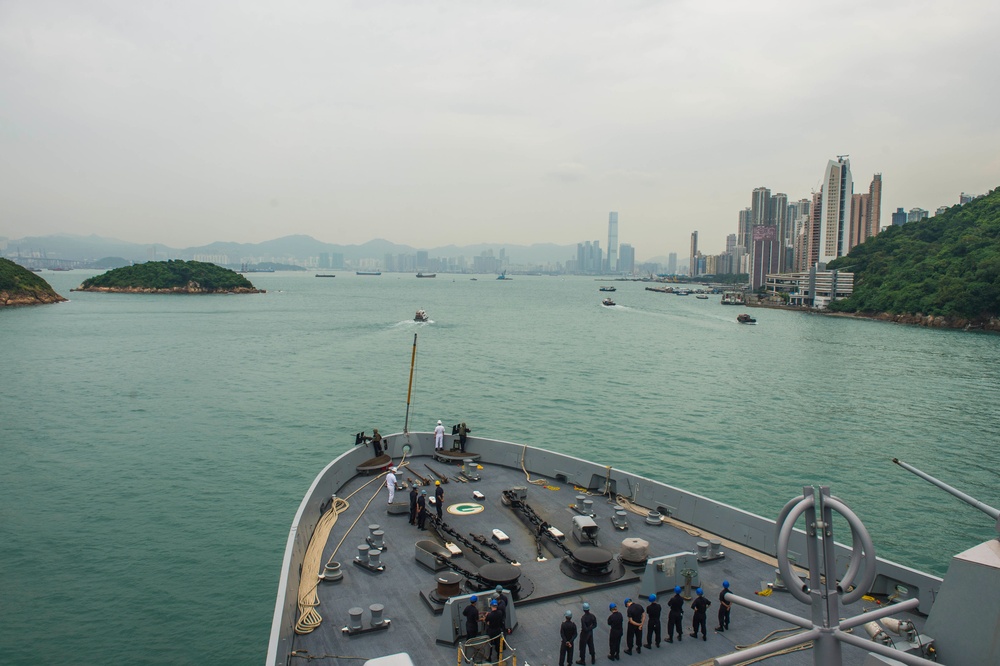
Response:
[819,156,853,263]
[607,212,619,273]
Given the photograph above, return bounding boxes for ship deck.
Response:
[275,438,930,666]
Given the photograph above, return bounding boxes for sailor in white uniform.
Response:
[386,467,397,504]
[434,420,445,450]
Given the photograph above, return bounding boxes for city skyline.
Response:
[2,2,999,256]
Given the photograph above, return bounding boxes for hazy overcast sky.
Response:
[2,1,999,260]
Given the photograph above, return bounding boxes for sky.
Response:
[2,1,999,261]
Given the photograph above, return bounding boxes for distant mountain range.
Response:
[0,233,625,268]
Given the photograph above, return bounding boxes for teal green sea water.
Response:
[2,272,998,664]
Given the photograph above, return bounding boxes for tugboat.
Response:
[737,313,756,324]
[601,297,616,307]
[414,309,429,322]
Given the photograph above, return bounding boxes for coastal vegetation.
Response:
[827,187,1000,322]
[0,258,67,306]
[77,260,262,294]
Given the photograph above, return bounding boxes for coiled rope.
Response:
[294,452,410,635]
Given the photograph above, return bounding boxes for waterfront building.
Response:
[891,207,907,226]
[765,264,854,309]
[818,156,853,263]
[607,212,619,272]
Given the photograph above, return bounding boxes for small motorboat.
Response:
[599,286,616,292]
[696,294,709,299]
[602,298,616,307]
[737,313,756,324]
[414,309,429,322]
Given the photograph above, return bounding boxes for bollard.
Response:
[349,607,364,631]
[370,603,386,627]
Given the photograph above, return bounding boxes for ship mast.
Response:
[403,333,417,433]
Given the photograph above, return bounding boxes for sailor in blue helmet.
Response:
[643,593,662,649]
[559,609,578,666]
[576,602,596,664]
[486,599,506,661]
[607,602,623,660]
[690,587,711,641]
[623,597,644,655]
[716,580,732,632]
[463,595,480,638]
[666,586,684,643]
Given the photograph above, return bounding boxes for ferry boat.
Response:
[267,336,999,666]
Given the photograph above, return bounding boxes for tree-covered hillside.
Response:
[827,187,1000,319]
[79,260,258,292]
[0,258,66,306]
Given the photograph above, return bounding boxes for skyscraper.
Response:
[771,192,788,271]
[607,212,619,273]
[667,252,677,275]
[849,193,869,251]
[819,156,853,263]
[751,225,780,290]
[868,174,882,237]
[689,231,698,278]
[891,208,906,226]
[618,243,635,274]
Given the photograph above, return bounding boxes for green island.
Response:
[75,260,264,294]
[827,186,1000,330]
[0,258,67,307]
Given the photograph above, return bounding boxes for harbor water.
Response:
[2,271,998,664]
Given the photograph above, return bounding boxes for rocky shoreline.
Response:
[834,310,1000,332]
[71,283,265,294]
[745,300,999,332]
[0,290,68,307]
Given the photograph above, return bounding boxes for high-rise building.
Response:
[771,193,788,271]
[805,191,822,270]
[689,231,698,278]
[819,156,853,263]
[667,252,677,275]
[607,212,619,272]
[960,192,982,204]
[618,243,635,274]
[868,174,882,238]
[576,241,603,273]
[891,207,907,226]
[848,193,870,251]
[935,206,949,216]
[751,225,780,290]
[908,208,928,223]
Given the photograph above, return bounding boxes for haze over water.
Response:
[2,271,998,664]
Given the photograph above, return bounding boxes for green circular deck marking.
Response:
[447,502,484,515]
